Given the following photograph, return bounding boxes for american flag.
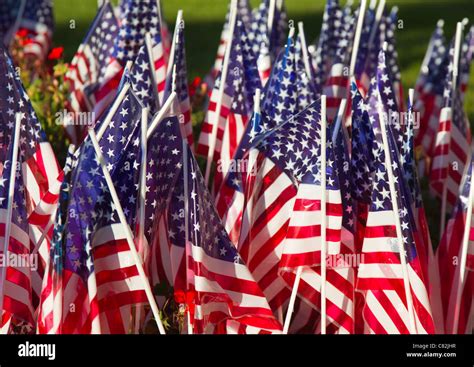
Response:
[437,158,474,334]
[53,85,149,334]
[91,0,167,119]
[37,147,77,334]
[145,116,282,334]
[129,42,160,115]
[414,21,447,175]
[210,0,252,81]
[248,0,288,85]
[0,115,35,334]
[16,0,53,60]
[0,0,22,45]
[322,3,356,121]
[429,39,471,212]
[215,95,262,245]
[350,80,376,251]
[295,34,318,111]
[276,100,355,334]
[356,49,435,334]
[64,2,119,145]
[404,94,445,332]
[261,31,297,129]
[197,15,261,192]
[312,0,341,92]
[0,48,61,313]
[164,17,193,147]
[0,48,59,334]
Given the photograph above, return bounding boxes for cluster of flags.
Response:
[0,0,472,334]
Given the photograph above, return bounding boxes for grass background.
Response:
[52,0,474,242]
[53,0,474,118]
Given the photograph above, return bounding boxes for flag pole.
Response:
[182,131,193,334]
[88,129,166,335]
[349,0,368,77]
[283,96,328,334]
[319,95,328,335]
[332,98,348,144]
[267,0,277,36]
[377,92,417,334]
[368,0,386,47]
[451,160,474,333]
[297,22,313,80]
[167,10,184,81]
[440,22,463,235]
[0,113,22,330]
[204,0,238,186]
[147,91,177,139]
[133,108,149,334]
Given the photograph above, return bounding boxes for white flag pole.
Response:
[182,131,193,334]
[134,108,149,334]
[88,129,166,335]
[156,0,164,37]
[451,160,474,333]
[367,0,386,47]
[268,0,277,35]
[167,10,184,81]
[147,91,177,139]
[297,22,313,81]
[377,92,417,334]
[282,96,328,334]
[0,113,22,330]
[319,95,328,335]
[440,22,463,235]
[332,98,348,145]
[204,0,238,186]
[349,0,368,77]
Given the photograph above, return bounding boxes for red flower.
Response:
[48,47,64,60]
[189,76,202,97]
[17,29,28,38]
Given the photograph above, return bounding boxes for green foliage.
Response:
[11,37,71,164]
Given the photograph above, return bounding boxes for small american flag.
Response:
[429,39,471,213]
[37,147,77,334]
[91,0,167,119]
[312,0,341,92]
[197,16,261,193]
[414,21,447,175]
[356,49,435,334]
[129,42,160,115]
[0,48,61,316]
[210,0,252,81]
[277,100,355,334]
[437,158,474,334]
[55,85,149,334]
[215,96,262,245]
[0,0,22,45]
[64,2,119,145]
[0,47,59,334]
[322,3,356,121]
[164,18,193,147]
[145,116,282,334]
[16,0,53,59]
[261,31,298,129]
